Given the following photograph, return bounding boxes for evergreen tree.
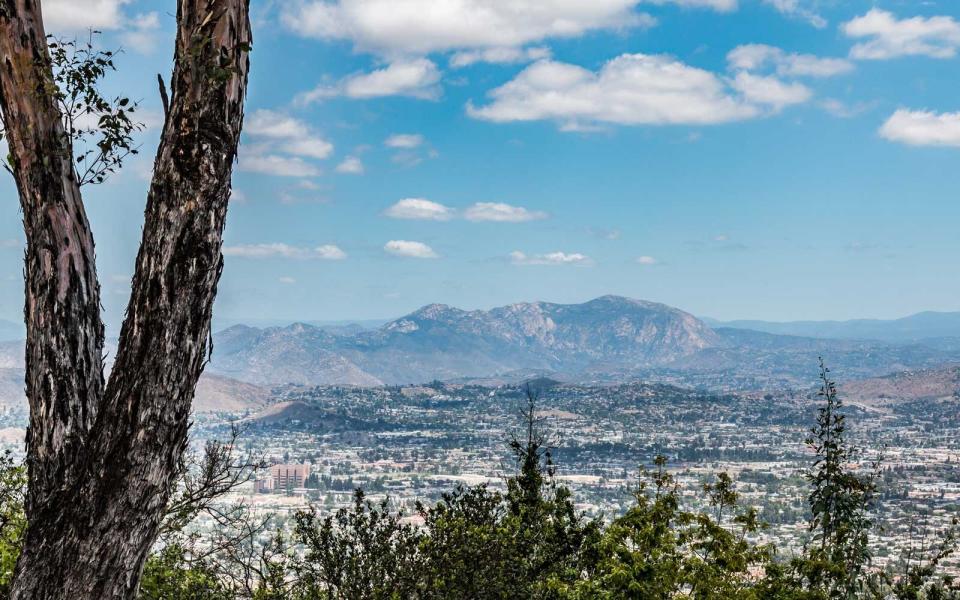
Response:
[798,359,877,598]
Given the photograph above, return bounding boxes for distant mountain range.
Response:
[3,298,959,396]
[708,311,960,343]
[206,296,960,390]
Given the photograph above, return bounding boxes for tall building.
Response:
[270,463,311,489]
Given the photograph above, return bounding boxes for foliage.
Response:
[140,544,233,600]
[0,363,958,598]
[290,491,424,599]
[42,33,143,185]
[0,453,25,598]
[795,359,878,599]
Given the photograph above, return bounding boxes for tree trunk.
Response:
[0,1,251,597]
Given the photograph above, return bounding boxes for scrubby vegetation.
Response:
[1,362,959,599]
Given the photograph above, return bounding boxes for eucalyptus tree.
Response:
[0,0,252,596]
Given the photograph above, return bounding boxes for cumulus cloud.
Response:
[246,110,334,159]
[450,46,551,68]
[636,255,658,265]
[468,54,814,129]
[727,44,853,77]
[43,0,128,30]
[119,11,161,54]
[384,240,439,259]
[762,0,826,29]
[843,9,960,60]
[238,155,321,177]
[281,0,653,55]
[879,109,960,147]
[335,156,365,174]
[297,59,441,104]
[223,243,347,260]
[384,199,455,221]
[384,134,425,149]
[510,251,591,266]
[646,0,737,13]
[383,199,547,222]
[43,2,162,55]
[464,202,547,222]
[240,110,333,177]
[730,72,811,110]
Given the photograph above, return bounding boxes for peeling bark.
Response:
[0,1,251,598]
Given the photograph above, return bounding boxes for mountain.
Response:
[0,368,25,409]
[0,341,23,369]
[212,324,384,386]
[192,374,271,413]
[711,311,960,343]
[0,364,268,413]
[209,296,722,385]
[840,365,960,405]
[208,296,960,390]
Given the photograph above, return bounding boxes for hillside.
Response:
[208,296,960,389]
[0,365,269,414]
[840,364,960,405]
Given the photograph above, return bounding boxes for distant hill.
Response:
[711,311,960,343]
[0,341,23,369]
[0,368,24,409]
[246,400,367,430]
[0,364,268,414]
[208,296,960,389]
[210,296,722,386]
[192,374,271,413]
[840,365,960,405]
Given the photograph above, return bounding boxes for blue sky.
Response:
[0,0,958,327]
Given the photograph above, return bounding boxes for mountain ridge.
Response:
[207,296,960,389]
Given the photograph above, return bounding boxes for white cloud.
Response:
[384,240,439,259]
[246,110,305,139]
[636,255,658,265]
[762,0,826,29]
[468,54,812,129]
[727,44,853,77]
[0,239,20,250]
[843,9,960,60]
[246,109,334,159]
[730,72,811,110]
[450,46,551,68]
[464,202,547,223]
[819,98,873,119]
[120,12,161,54]
[384,134,425,149]
[879,109,960,148]
[281,0,654,55]
[298,59,441,103]
[510,251,592,266]
[384,198,454,221]
[44,2,162,55]
[240,110,333,177]
[283,137,336,159]
[278,276,297,285]
[646,0,737,13]
[224,243,347,260]
[238,154,321,177]
[335,156,365,174]
[43,0,128,30]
